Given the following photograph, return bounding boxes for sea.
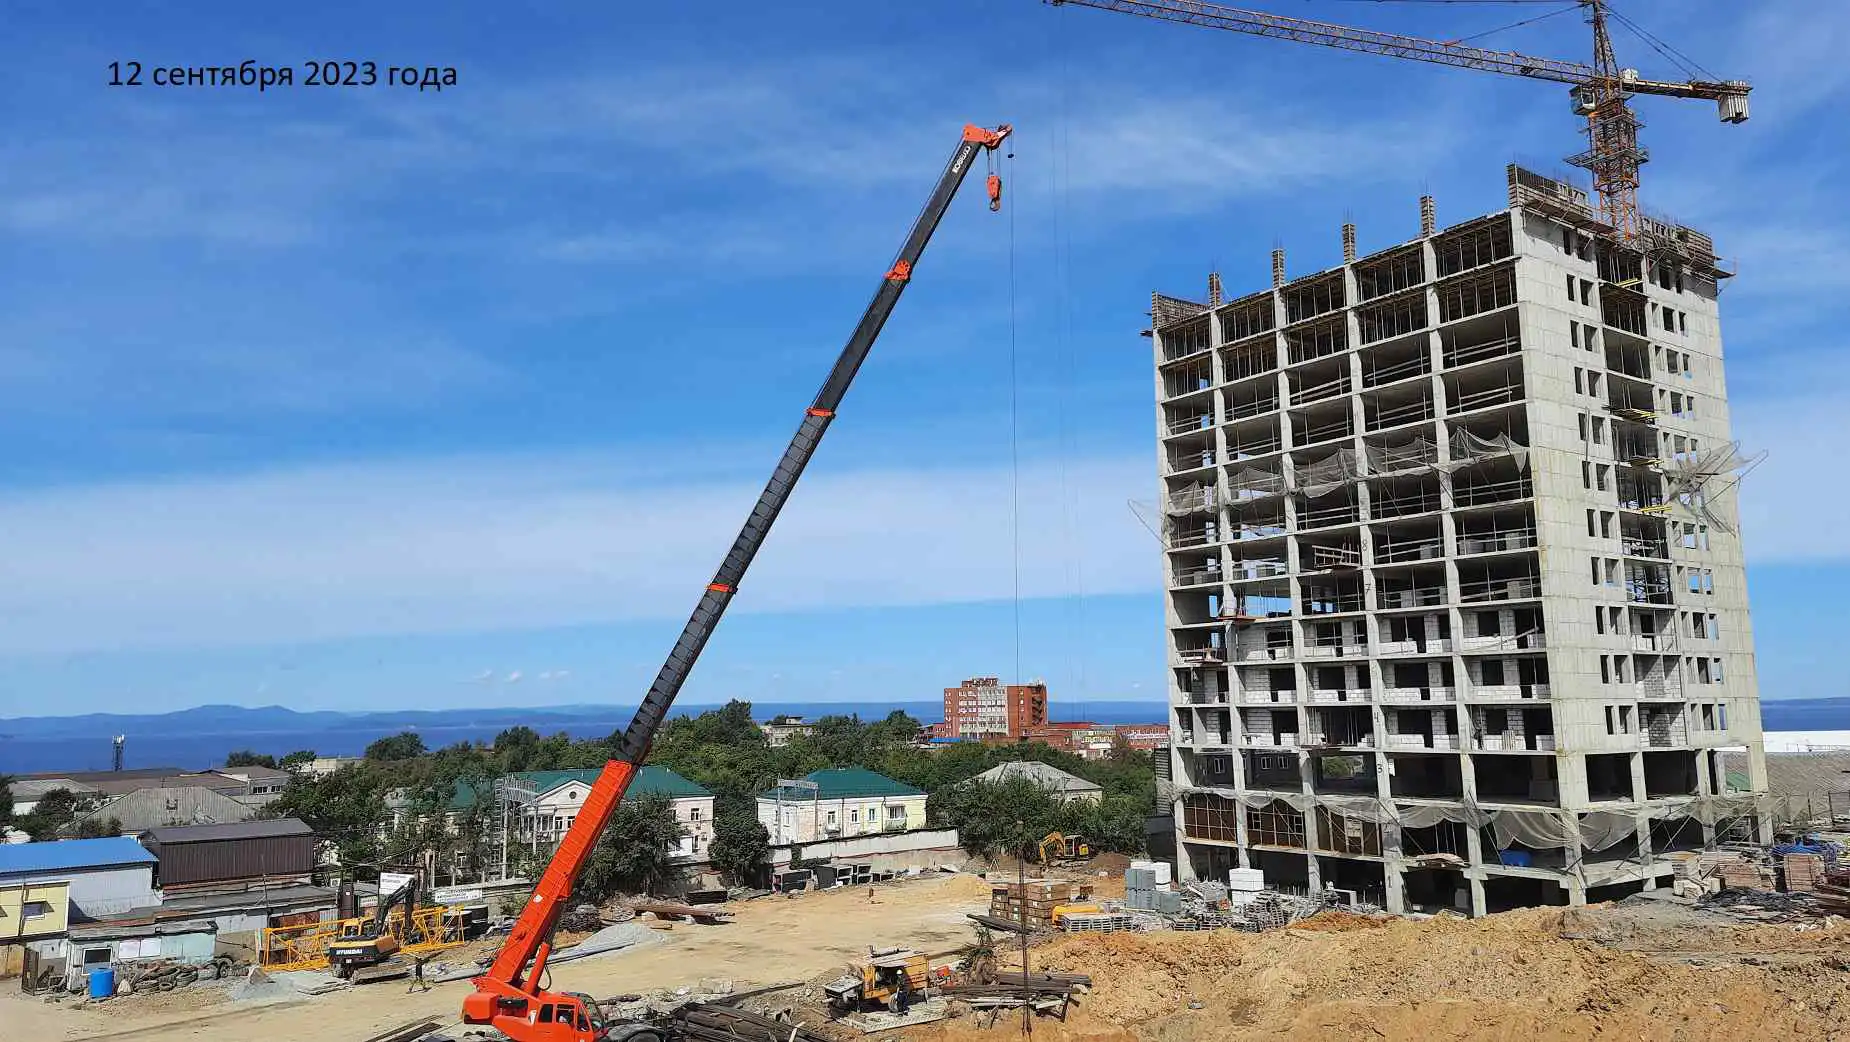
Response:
[0,700,1174,775]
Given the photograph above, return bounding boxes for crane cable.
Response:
[1006,133,1023,696]
[1054,15,1091,720]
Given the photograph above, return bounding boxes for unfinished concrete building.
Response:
[1152,167,1769,915]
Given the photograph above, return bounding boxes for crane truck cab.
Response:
[460,989,662,1042]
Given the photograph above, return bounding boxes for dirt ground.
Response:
[13,879,1850,1042]
[913,898,1850,1042]
[0,873,996,1042]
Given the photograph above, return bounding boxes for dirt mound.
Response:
[1287,909,1387,933]
[922,903,1850,1042]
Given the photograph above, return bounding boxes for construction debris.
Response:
[668,1001,830,1042]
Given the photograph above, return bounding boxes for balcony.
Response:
[1167,485,1218,515]
[1388,733,1460,751]
[1374,536,1446,564]
[1381,686,1457,704]
[1455,527,1537,556]
[1183,687,1229,706]
[1306,688,1368,705]
[1377,585,1447,610]
[1238,689,1298,706]
[1299,498,1361,531]
[1228,559,1290,582]
[1376,638,1452,657]
[1469,685,1550,702]
[1459,575,1541,604]
[1232,642,1294,663]
[1301,642,1368,660]
[1173,564,1222,588]
[1453,476,1533,509]
[1244,732,1301,749]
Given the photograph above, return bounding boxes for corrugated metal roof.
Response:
[143,818,312,844]
[66,787,255,836]
[0,837,157,874]
[11,778,102,799]
[761,768,924,801]
[970,761,1103,794]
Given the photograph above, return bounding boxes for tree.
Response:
[20,789,91,842]
[708,794,771,884]
[929,778,1065,859]
[576,794,686,901]
[268,766,389,865]
[1107,733,1136,765]
[71,816,121,839]
[279,750,317,770]
[226,750,278,769]
[0,776,13,830]
[365,732,428,762]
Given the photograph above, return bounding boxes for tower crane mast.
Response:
[1049,0,1750,241]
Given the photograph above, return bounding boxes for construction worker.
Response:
[408,954,432,993]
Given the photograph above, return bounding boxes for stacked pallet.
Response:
[990,879,1075,927]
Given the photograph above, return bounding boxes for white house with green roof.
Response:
[756,768,928,845]
[452,766,715,864]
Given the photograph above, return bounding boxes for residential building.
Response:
[968,761,1103,803]
[758,769,928,844]
[9,779,102,818]
[452,767,715,863]
[14,766,286,811]
[0,838,158,920]
[0,880,69,978]
[1153,168,1766,915]
[942,676,1049,739]
[759,715,816,748]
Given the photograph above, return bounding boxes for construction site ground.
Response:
[0,873,998,1042]
[10,875,1850,1042]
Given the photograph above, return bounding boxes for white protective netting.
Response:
[1448,429,1529,471]
[1365,435,1439,476]
[1290,447,1361,497]
[1226,466,1287,500]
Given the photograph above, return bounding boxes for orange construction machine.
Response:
[460,122,1012,1042]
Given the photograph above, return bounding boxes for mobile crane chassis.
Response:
[461,122,1013,1042]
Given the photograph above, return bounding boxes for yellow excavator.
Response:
[1036,832,1090,865]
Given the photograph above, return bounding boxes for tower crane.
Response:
[1047,0,1750,242]
[458,122,1012,1042]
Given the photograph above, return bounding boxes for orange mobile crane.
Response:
[1048,0,1750,243]
[460,122,1012,1042]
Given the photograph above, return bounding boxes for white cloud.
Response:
[0,450,1156,657]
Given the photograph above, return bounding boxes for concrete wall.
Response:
[766,828,963,873]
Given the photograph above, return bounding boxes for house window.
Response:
[826,810,837,825]
[849,809,860,824]
[1477,611,1501,637]
[689,806,703,821]
[21,901,52,918]
[1481,660,1505,686]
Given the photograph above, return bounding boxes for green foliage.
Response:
[577,794,685,901]
[279,750,317,770]
[365,732,429,761]
[0,776,13,830]
[269,766,390,865]
[19,788,94,842]
[708,792,770,884]
[71,816,122,839]
[225,750,278,769]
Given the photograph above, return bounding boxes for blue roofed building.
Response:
[0,837,158,920]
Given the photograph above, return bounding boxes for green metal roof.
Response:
[451,766,708,810]
[760,768,924,801]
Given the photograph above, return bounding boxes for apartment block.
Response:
[1151,167,1769,916]
[942,676,1050,739]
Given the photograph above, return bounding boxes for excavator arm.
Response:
[462,122,1012,1042]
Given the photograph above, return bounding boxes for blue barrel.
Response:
[1498,849,1533,867]
[87,966,115,1000]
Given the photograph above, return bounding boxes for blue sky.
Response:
[0,1,1845,718]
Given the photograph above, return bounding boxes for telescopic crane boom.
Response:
[461,122,1013,1042]
[1049,0,1750,241]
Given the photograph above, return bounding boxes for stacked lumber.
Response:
[670,1002,829,1042]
